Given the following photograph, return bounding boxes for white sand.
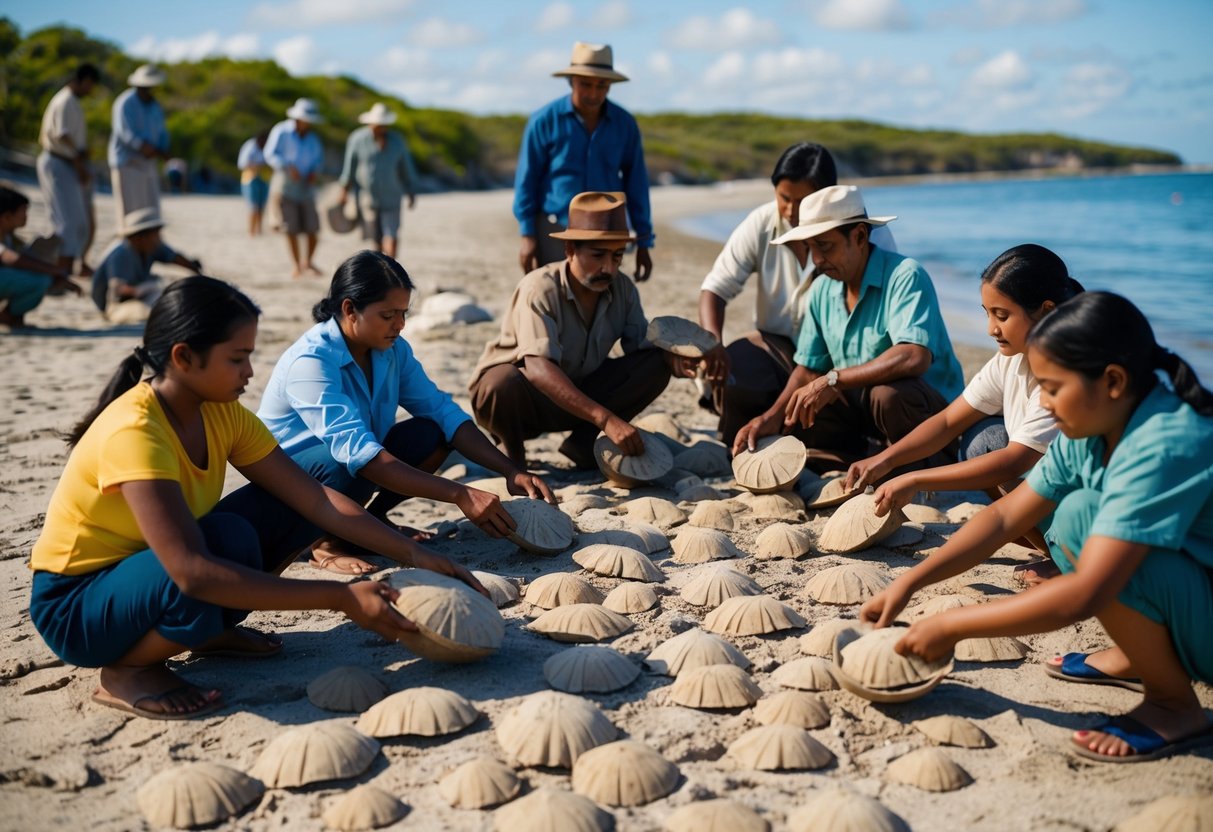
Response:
[0,182,1209,830]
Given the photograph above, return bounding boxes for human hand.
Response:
[411,548,490,599]
[305,172,317,185]
[603,414,643,455]
[507,470,557,505]
[407,193,416,210]
[139,143,158,159]
[859,579,916,629]
[872,475,916,517]
[455,485,517,538]
[519,236,539,274]
[663,351,701,379]
[702,343,731,383]
[342,581,417,640]
[288,166,301,182]
[784,378,840,429]
[731,412,779,456]
[896,616,960,664]
[845,454,890,493]
[634,247,653,282]
[338,187,349,205]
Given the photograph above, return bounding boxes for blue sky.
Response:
[9,0,1213,163]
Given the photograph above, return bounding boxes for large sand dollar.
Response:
[504,497,577,554]
[732,435,806,494]
[670,663,763,709]
[544,645,640,694]
[472,571,520,608]
[787,788,909,832]
[670,525,742,564]
[594,429,674,488]
[527,603,634,643]
[573,543,665,582]
[644,628,750,676]
[703,594,806,636]
[306,666,387,713]
[622,496,686,530]
[356,687,479,738]
[742,491,805,521]
[817,491,907,554]
[753,691,831,730]
[955,636,1030,663]
[771,656,839,692]
[250,722,379,788]
[832,626,952,703]
[321,785,407,830]
[802,563,891,605]
[136,762,263,829]
[496,691,617,769]
[646,315,719,357]
[687,500,737,531]
[581,522,669,555]
[799,618,856,657]
[665,799,770,832]
[912,715,994,749]
[602,582,658,614]
[727,724,835,771]
[439,756,521,810]
[755,523,813,560]
[680,565,762,607]
[572,740,680,807]
[886,748,973,792]
[493,788,615,832]
[393,584,505,662]
[525,572,605,609]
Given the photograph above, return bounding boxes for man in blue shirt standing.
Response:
[108,64,169,228]
[733,186,964,474]
[265,98,326,278]
[514,42,654,282]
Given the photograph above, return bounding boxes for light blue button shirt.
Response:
[264,119,324,202]
[793,244,964,402]
[107,89,169,168]
[257,318,471,476]
[1027,383,1213,567]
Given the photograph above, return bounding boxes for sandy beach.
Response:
[1,180,1209,831]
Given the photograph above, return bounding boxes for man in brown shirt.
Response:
[471,192,698,468]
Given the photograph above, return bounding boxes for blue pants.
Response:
[30,481,321,669]
[958,416,1008,461]
[0,267,52,316]
[1047,488,1213,684]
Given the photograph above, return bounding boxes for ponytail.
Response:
[65,276,261,446]
[314,250,413,324]
[981,244,1083,314]
[1029,292,1213,416]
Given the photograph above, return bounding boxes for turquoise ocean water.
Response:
[675,172,1213,382]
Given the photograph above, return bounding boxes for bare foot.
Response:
[1047,646,1135,679]
[305,262,323,276]
[309,538,376,575]
[290,265,303,278]
[96,663,222,717]
[1072,700,1212,759]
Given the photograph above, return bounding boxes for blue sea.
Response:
[675,172,1213,382]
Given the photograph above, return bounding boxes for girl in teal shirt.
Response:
[861,292,1213,763]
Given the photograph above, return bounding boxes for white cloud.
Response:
[273,35,324,75]
[129,31,261,63]
[536,2,574,32]
[1054,62,1132,118]
[668,8,780,50]
[648,51,673,78]
[407,18,482,48]
[970,50,1033,89]
[816,0,911,31]
[249,0,415,27]
[899,63,936,87]
[379,46,432,76]
[950,46,985,66]
[943,0,1088,28]
[752,48,845,85]
[591,0,633,29]
[704,52,747,86]
[523,48,569,79]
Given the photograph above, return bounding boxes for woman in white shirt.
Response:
[845,244,1083,583]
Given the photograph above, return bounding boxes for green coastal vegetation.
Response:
[0,20,1182,191]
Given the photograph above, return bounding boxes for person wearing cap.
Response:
[732,185,964,473]
[37,63,100,277]
[513,42,654,281]
[108,64,170,224]
[470,192,698,468]
[698,143,898,446]
[0,186,83,329]
[265,98,325,277]
[337,103,418,259]
[89,208,202,323]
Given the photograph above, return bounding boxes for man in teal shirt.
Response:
[338,102,417,260]
[733,185,963,473]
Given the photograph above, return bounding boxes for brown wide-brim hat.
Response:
[552,41,629,83]
[550,191,635,241]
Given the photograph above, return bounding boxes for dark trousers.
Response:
[715,330,797,447]
[470,349,672,467]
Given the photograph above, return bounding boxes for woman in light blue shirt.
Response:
[259,251,555,574]
[861,292,1213,763]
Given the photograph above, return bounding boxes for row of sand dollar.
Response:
[134,413,1207,830]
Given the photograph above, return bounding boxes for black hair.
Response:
[74,63,101,84]
[66,277,261,446]
[1028,291,1213,416]
[770,143,838,190]
[313,250,414,323]
[0,186,30,215]
[981,244,1084,313]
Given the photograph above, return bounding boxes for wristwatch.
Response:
[825,370,839,387]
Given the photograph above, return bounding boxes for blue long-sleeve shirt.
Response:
[108,89,169,168]
[264,119,324,202]
[513,95,653,247]
[257,318,471,476]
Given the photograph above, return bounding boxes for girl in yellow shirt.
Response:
[29,276,482,719]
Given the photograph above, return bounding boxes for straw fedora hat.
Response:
[772,185,896,245]
[326,202,358,235]
[122,207,165,236]
[552,42,629,83]
[358,102,398,126]
[286,98,324,123]
[550,192,635,241]
[127,64,167,88]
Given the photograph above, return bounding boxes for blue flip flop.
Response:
[1043,652,1145,693]
[1069,714,1213,763]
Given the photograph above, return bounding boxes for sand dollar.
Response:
[755,523,813,560]
[527,603,635,643]
[802,563,891,605]
[833,626,952,703]
[573,543,665,582]
[544,646,640,694]
[771,656,839,692]
[886,748,973,792]
[669,663,763,709]
[472,571,521,608]
[505,497,577,554]
[732,435,806,494]
[356,687,479,738]
[665,799,769,832]
[680,565,762,607]
[594,429,674,488]
[439,756,521,810]
[496,691,617,769]
[799,474,859,510]
[799,618,856,657]
[525,573,605,609]
[954,636,1030,663]
[727,724,834,771]
[902,503,950,524]
[670,525,742,564]
[321,785,407,830]
[703,594,806,636]
[912,716,994,749]
[817,491,907,553]
[787,788,909,832]
[393,584,505,662]
[250,722,379,788]
[493,788,615,832]
[741,491,806,521]
[1113,795,1213,832]
[306,666,387,713]
[753,691,831,730]
[602,582,658,614]
[572,739,680,807]
[644,628,750,676]
[687,500,736,531]
[136,762,263,829]
[622,496,687,530]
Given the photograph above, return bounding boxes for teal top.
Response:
[792,245,964,401]
[1027,383,1213,567]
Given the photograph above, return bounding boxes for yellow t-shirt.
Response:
[31,383,279,575]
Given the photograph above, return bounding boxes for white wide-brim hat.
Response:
[358,102,398,125]
[123,207,165,236]
[286,97,324,123]
[127,64,167,87]
[772,185,896,245]
[553,41,628,83]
